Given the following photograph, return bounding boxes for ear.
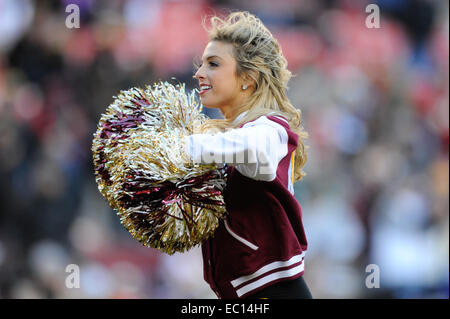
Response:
[241,70,258,90]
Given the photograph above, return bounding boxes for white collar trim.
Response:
[232,110,248,125]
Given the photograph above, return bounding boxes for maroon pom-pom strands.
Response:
[92,82,228,254]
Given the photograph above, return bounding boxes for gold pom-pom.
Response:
[92,81,227,254]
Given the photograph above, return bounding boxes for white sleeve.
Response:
[184,116,288,181]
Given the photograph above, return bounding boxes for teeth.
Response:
[200,85,212,90]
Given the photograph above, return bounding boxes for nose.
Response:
[194,66,205,80]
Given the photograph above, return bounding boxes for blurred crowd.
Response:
[0,0,448,299]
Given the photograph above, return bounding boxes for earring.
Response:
[242,85,247,90]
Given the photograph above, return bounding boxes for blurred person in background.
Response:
[0,0,447,299]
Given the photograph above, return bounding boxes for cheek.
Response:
[214,74,238,94]
[213,82,236,99]
[207,67,239,97]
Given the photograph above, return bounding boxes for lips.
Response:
[199,84,212,95]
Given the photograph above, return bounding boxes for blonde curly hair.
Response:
[195,11,308,182]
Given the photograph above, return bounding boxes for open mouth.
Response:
[199,85,212,95]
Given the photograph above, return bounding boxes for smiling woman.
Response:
[184,11,312,299]
[194,41,255,120]
[192,11,307,182]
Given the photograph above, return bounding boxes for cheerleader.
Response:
[185,11,312,299]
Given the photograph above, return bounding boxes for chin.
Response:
[200,99,219,109]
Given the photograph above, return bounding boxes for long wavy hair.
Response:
[194,11,308,182]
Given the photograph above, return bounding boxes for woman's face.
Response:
[194,41,250,119]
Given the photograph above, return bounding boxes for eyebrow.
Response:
[201,55,223,61]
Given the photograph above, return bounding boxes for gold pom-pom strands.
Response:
[92,81,228,254]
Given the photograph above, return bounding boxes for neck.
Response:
[221,89,254,120]
[221,106,239,120]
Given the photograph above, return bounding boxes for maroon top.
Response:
[201,115,308,298]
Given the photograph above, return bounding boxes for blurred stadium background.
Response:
[0,0,448,299]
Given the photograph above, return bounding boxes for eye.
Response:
[198,62,218,68]
[193,61,219,72]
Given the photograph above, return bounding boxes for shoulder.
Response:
[241,113,288,128]
[241,114,289,144]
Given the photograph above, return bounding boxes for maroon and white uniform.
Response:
[184,112,308,298]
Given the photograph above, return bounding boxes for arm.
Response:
[184,116,288,181]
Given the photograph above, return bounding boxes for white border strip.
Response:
[272,116,289,126]
[231,252,305,288]
[266,112,289,126]
[224,220,259,251]
[288,151,295,195]
[236,263,305,297]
